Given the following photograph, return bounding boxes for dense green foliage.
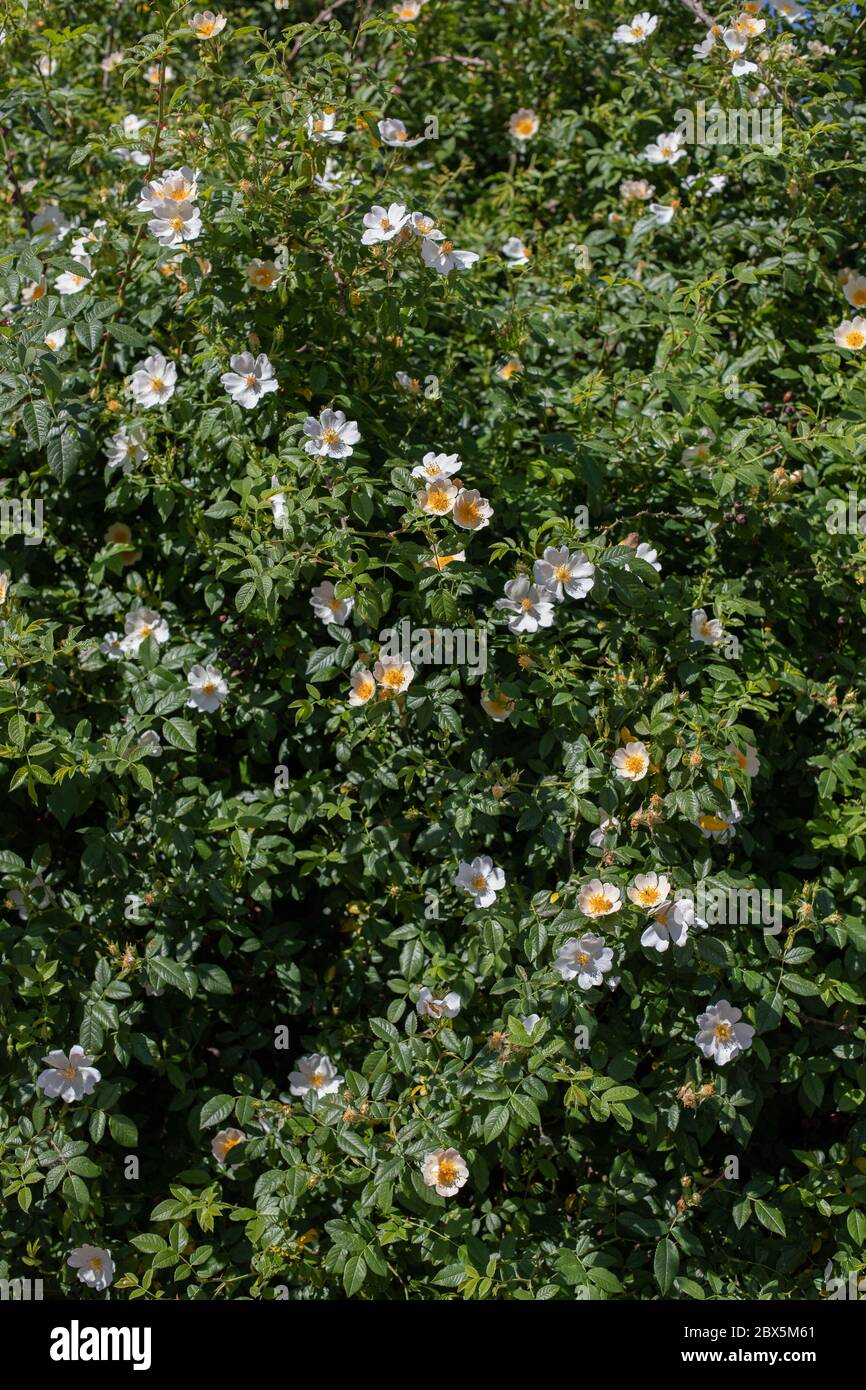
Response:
[1,0,865,1301]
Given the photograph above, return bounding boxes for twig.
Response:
[679,0,716,26]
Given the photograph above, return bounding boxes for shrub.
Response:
[0,0,864,1302]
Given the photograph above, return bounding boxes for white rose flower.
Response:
[641,897,706,952]
[68,1245,114,1291]
[32,203,70,238]
[106,425,148,472]
[43,327,67,351]
[696,800,742,843]
[509,108,539,141]
[269,475,288,526]
[416,988,461,1019]
[221,352,278,409]
[644,131,686,165]
[417,477,458,517]
[129,352,177,408]
[38,1045,101,1102]
[695,999,754,1065]
[691,607,725,644]
[409,211,438,237]
[612,739,650,781]
[348,667,376,706]
[361,202,409,244]
[307,111,347,143]
[54,253,92,295]
[834,318,866,351]
[211,1128,246,1163]
[310,580,354,626]
[147,199,202,247]
[495,577,556,634]
[247,258,281,291]
[303,408,360,459]
[578,878,622,918]
[454,855,506,908]
[120,606,170,656]
[501,236,531,264]
[589,813,621,847]
[421,1147,468,1197]
[421,231,479,274]
[190,11,227,39]
[627,871,671,911]
[726,742,760,777]
[378,118,425,148]
[553,934,614,988]
[187,663,229,713]
[452,488,493,530]
[842,274,866,311]
[613,12,659,43]
[411,451,461,481]
[289,1053,344,1098]
[722,27,758,75]
[101,631,125,661]
[374,657,415,693]
[533,547,595,601]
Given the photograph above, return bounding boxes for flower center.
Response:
[428,487,452,511]
[198,20,216,35]
[587,893,609,914]
[460,499,481,522]
[852,290,866,306]
[625,754,645,774]
[713,1021,733,1042]
[357,677,374,698]
[380,217,393,231]
[322,428,340,444]
[637,886,661,905]
[437,1159,459,1186]
[555,565,571,582]
[89,1256,103,1271]
[516,119,535,135]
[170,216,185,231]
[578,951,591,966]
[471,873,488,892]
[62,1067,77,1080]
[151,376,164,390]
[846,330,865,348]
[441,240,454,254]
[310,1071,325,1088]
[245,373,257,387]
[382,668,404,688]
[520,597,534,610]
[202,681,216,695]
[223,1133,241,1152]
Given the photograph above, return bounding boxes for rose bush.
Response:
[1,0,865,1301]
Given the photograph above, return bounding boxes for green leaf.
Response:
[343,1253,367,1296]
[846,1210,866,1246]
[754,1201,786,1237]
[199,1093,235,1129]
[654,1238,679,1295]
[109,1114,139,1147]
[161,717,197,752]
